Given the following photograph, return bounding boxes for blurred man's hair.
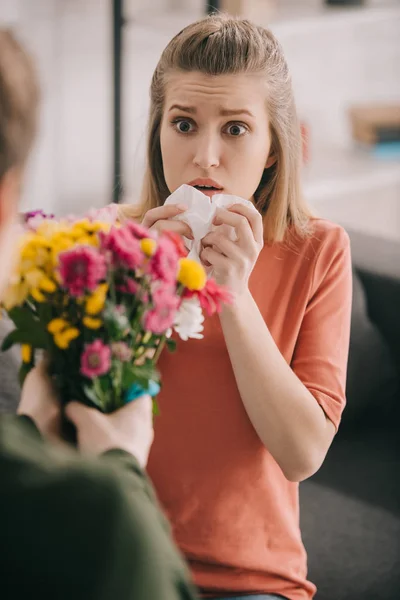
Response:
[0,30,39,179]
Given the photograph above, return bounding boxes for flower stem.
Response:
[153,335,167,364]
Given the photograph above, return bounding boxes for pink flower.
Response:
[152,284,179,307]
[146,236,179,284]
[143,287,180,334]
[183,278,233,316]
[100,226,144,270]
[127,221,153,240]
[111,342,133,362]
[80,340,111,378]
[161,230,188,258]
[58,246,106,297]
[85,204,120,224]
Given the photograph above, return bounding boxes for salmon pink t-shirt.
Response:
[147,219,352,599]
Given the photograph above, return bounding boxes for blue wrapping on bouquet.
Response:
[124,380,160,403]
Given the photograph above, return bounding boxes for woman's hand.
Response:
[18,361,62,443]
[201,204,264,297]
[142,204,193,239]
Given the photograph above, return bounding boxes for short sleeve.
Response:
[291,226,352,430]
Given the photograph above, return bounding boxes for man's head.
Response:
[0,30,39,298]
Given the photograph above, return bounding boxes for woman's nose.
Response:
[192,134,220,169]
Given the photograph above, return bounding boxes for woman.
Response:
[120,14,352,600]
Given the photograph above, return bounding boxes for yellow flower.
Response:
[140,238,157,257]
[177,258,206,291]
[24,268,45,288]
[83,316,103,329]
[49,233,75,265]
[76,235,99,248]
[48,317,80,348]
[70,220,109,239]
[21,344,32,364]
[47,318,69,334]
[39,275,57,293]
[86,283,109,315]
[30,288,46,303]
[2,280,29,310]
[20,235,51,274]
[54,327,80,349]
[36,221,65,238]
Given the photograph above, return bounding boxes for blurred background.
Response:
[0,0,399,241]
[1,2,400,599]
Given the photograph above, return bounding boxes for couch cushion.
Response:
[342,270,399,429]
[300,479,400,600]
[0,317,21,414]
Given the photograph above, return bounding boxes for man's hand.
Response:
[18,361,61,442]
[65,396,154,469]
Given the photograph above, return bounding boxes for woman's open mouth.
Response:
[188,178,224,197]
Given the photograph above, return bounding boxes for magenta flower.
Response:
[58,246,106,297]
[146,236,179,284]
[80,340,111,378]
[23,210,55,232]
[117,277,139,295]
[24,209,54,222]
[100,226,144,270]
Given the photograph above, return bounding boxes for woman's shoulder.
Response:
[260,218,351,276]
[308,218,350,246]
[283,218,350,260]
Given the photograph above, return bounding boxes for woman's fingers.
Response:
[213,206,263,247]
[151,219,193,239]
[201,231,239,258]
[228,204,264,246]
[142,204,187,229]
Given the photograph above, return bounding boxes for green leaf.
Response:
[8,306,37,330]
[165,338,177,353]
[1,327,48,353]
[121,362,160,390]
[19,363,33,386]
[152,399,160,416]
[83,385,105,410]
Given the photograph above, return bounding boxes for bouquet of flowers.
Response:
[1,209,231,413]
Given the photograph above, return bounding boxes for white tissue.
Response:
[164,184,257,263]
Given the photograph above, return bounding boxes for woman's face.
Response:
[160,71,273,201]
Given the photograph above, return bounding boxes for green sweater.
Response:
[0,414,197,600]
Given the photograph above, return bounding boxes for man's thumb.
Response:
[65,401,92,425]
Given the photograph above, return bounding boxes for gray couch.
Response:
[301,229,400,599]
[0,317,21,414]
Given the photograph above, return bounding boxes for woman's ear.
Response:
[265,154,277,169]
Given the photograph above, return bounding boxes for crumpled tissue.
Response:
[164,184,257,262]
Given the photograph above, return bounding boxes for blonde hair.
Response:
[121,14,313,243]
[0,30,39,179]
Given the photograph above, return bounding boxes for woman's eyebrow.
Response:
[219,108,254,118]
[168,104,255,118]
[168,104,196,114]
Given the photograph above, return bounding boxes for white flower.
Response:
[173,297,204,341]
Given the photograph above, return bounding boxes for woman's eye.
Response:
[173,119,193,134]
[226,123,248,137]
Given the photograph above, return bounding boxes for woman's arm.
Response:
[220,289,336,482]
[202,207,352,482]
